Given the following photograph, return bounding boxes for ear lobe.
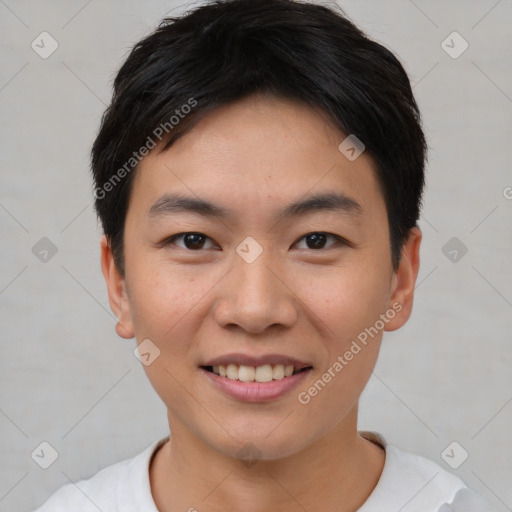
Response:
[115,320,134,339]
[100,235,135,339]
[384,227,422,332]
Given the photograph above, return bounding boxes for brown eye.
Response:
[294,232,344,250]
[166,232,215,250]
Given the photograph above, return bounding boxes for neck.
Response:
[150,406,385,512]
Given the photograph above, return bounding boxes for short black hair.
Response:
[91,0,427,275]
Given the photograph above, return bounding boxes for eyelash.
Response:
[162,232,348,251]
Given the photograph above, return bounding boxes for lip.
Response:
[202,352,311,369]
[200,366,313,402]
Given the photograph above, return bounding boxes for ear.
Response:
[384,226,422,332]
[100,235,135,339]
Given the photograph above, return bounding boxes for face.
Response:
[102,94,421,461]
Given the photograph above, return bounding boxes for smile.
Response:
[200,365,313,402]
[203,363,312,383]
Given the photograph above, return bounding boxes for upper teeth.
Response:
[212,364,298,382]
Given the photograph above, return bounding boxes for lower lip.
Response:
[200,367,312,403]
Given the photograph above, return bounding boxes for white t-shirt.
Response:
[32,431,498,511]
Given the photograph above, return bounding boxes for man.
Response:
[34,0,499,510]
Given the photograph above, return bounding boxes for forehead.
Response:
[128,95,384,226]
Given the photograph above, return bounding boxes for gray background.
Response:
[1,0,511,510]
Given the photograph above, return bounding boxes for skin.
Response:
[101,94,421,511]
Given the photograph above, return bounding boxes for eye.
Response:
[294,232,345,250]
[162,231,347,251]
[164,232,217,250]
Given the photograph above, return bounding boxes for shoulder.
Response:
[385,443,466,497]
[383,445,502,511]
[33,458,129,511]
[359,431,476,511]
[32,437,167,512]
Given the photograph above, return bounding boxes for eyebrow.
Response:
[147,191,362,222]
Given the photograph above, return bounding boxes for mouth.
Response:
[200,363,313,402]
[199,353,314,401]
[199,353,314,403]
[201,363,313,383]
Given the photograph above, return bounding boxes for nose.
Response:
[213,246,298,334]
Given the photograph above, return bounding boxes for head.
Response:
[94,0,425,460]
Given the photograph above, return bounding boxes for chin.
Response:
[206,419,313,463]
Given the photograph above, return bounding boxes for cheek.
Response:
[128,264,206,414]
[127,256,205,338]
[294,260,391,342]
[293,266,387,417]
